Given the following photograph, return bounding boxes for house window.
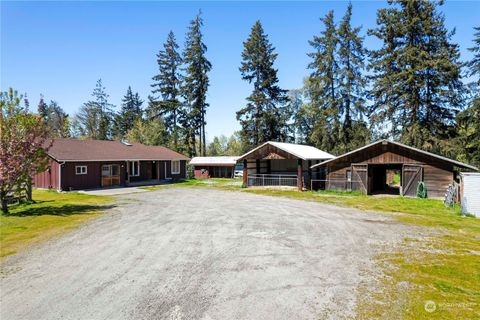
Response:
[172,160,180,174]
[75,166,87,175]
[129,161,140,176]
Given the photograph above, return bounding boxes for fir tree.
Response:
[337,3,369,152]
[75,79,115,140]
[368,0,463,153]
[467,26,480,83]
[92,79,115,140]
[236,21,289,148]
[307,11,341,153]
[116,86,143,139]
[37,94,48,119]
[456,26,480,166]
[45,101,70,138]
[149,31,183,150]
[182,12,211,157]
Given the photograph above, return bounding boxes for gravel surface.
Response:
[0,188,418,320]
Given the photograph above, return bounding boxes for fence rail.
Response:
[248,174,298,187]
[310,179,364,192]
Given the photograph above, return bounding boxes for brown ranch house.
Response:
[33,139,189,191]
[310,139,478,198]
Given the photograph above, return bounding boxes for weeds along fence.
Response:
[247,174,298,187]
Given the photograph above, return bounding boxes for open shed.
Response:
[238,141,334,191]
[189,156,239,178]
[310,139,477,198]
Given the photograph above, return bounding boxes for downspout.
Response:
[58,161,65,192]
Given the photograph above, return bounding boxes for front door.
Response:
[101,164,121,187]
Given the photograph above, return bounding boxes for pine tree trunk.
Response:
[173,109,178,151]
[198,125,202,156]
[191,130,196,157]
[202,110,206,156]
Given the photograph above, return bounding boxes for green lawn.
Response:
[148,178,480,319]
[0,189,112,259]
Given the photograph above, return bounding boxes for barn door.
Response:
[402,164,423,197]
[352,164,368,194]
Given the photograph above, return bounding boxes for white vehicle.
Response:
[234,163,244,178]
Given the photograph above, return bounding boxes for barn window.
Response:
[75,166,87,175]
[346,170,352,182]
[129,161,140,176]
[172,160,180,174]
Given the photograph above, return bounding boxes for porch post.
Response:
[157,160,161,181]
[297,159,303,192]
[126,161,130,184]
[243,159,248,188]
[308,160,312,190]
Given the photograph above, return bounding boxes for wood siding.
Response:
[33,158,60,190]
[324,143,456,198]
[61,161,126,190]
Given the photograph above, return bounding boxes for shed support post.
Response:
[308,160,312,190]
[297,159,303,192]
[243,159,248,188]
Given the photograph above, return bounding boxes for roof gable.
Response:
[311,140,477,171]
[238,141,334,161]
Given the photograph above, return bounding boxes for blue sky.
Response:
[2,1,479,141]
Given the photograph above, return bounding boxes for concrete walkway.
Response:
[77,186,149,196]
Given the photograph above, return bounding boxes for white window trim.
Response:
[172,160,181,174]
[129,161,140,177]
[75,165,87,175]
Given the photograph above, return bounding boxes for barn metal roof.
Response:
[189,156,239,166]
[45,139,189,162]
[238,141,335,161]
[310,139,478,171]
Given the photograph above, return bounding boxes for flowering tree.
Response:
[0,88,51,214]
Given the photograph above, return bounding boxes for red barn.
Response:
[33,139,189,191]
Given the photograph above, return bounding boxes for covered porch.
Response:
[238,141,334,191]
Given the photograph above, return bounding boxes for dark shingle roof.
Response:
[46,139,189,161]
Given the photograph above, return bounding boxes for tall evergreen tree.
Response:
[149,31,183,150]
[456,26,480,166]
[37,94,48,119]
[115,86,143,138]
[467,26,480,82]
[236,21,289,148]
[45,101,69,138]
[306,11,341,153]
[75,79,115,140]
[337,3,369,152]
[368,0,463,152]
[182,12,211,157]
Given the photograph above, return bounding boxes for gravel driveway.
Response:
[1,188,416,320]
